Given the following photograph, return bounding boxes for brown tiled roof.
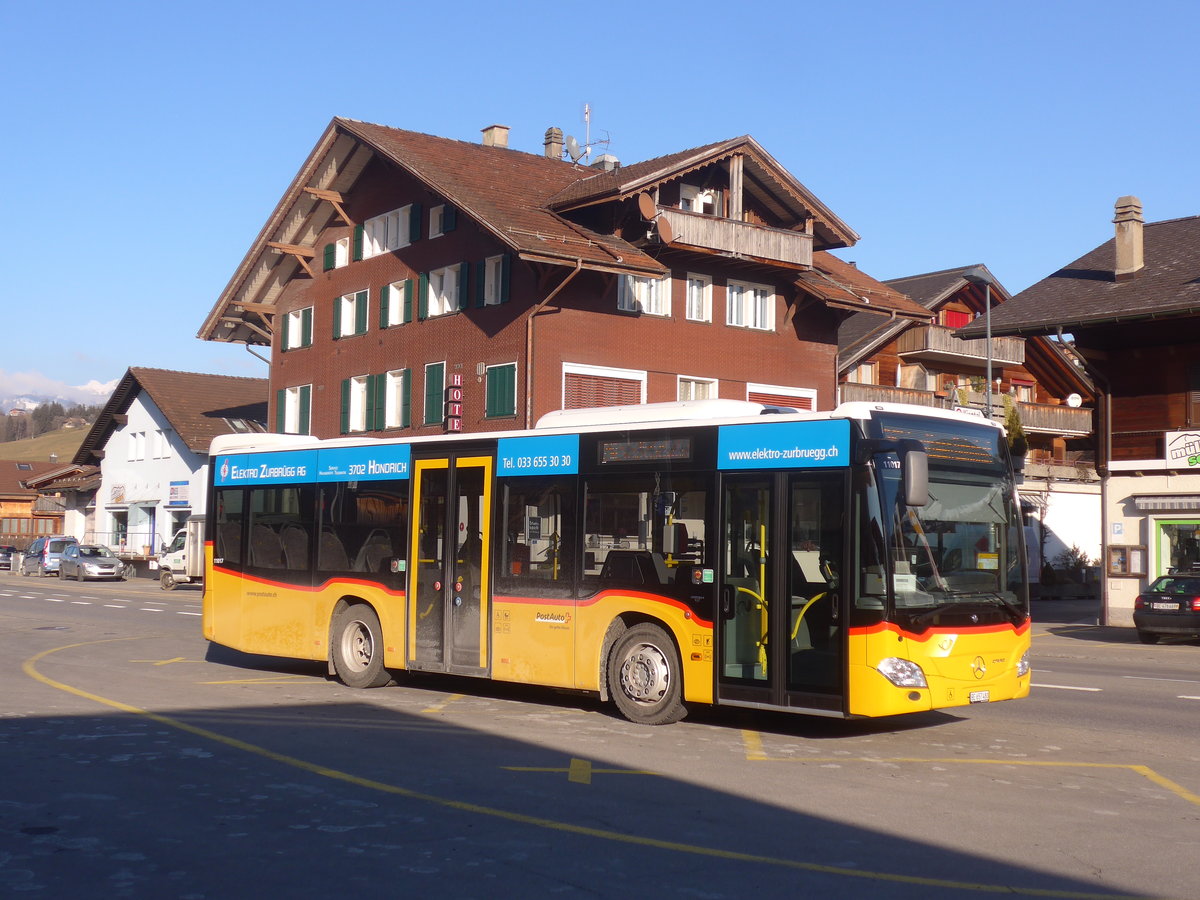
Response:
[0,460,61,498]
[21,463,101,493]
[337,120,665,275]
[545,138,741,208]
[961,215,1200,338]
[74,368,268,465]
[805,252,932,323]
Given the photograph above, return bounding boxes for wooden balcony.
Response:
[897,324,1025,367]
[656,207,812,267]
[839,383,1093,435]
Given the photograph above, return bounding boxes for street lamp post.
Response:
[961,267,995,419]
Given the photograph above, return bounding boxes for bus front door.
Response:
[408,456,493,675]
[718,472,846,713]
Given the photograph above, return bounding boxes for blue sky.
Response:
[2,0,1197,401]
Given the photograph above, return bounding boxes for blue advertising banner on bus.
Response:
[497,434,580,477]
[215,450,319,486]
[717,419,850,470]
[316,444,411,482]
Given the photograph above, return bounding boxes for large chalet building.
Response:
[962,198,1200,626]
[199,118,931,436]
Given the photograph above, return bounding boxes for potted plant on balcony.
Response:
[1003,395,1028,458]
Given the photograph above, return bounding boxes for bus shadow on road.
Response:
[2,686,1157,899]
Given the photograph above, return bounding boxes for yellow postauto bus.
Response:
[203,399,1030,724]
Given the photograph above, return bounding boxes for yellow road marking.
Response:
[422,693,464,714]
[132,657,192,666]
[740,732,1200,807]
[18,639,1154,899]
[503,760,658,783]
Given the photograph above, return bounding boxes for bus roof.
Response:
[208,399,1001,456]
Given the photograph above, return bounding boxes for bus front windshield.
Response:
[859,415,1027,627]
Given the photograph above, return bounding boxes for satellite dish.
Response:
[1066,393,1083,408]
[565,135,583,162]
[656,216,675,245]
[637,193,657,220]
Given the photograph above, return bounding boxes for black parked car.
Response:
[1133,575,1200,644]
[0,545,16,570]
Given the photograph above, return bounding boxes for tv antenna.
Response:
[564,103,610,165]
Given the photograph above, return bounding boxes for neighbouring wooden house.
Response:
[837,264,1098,576]
[0,459,66,548]
[198,118,932,438]
[960,197,1200,625]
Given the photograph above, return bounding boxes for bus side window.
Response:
[495,478,575,599]
[318,480,408,581]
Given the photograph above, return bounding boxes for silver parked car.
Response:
[59,544,127,581]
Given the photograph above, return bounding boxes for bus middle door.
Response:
[408,455,493,675]
[717,471,846,713]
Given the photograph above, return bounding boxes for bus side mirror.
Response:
[904,449,929,507]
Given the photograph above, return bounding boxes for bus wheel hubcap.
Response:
[347,623,373,670]
[620,643,669,704]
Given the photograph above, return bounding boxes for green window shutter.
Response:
[402,279,413,324]
[333,296,343,338]
[424,363,444,425]
[409,203,422,241]
[372,374,387,430]
[301,307,313,347]
[487,364,516,417]
[418,273,429,320]
[443,206,457,233]
[355,290,368,334]
[298,386,311,435]
[340,379,351,434]
[323,243,336,271]
[475,260,487,307]
[400,369,411,427]
[275,389,286,432]
[457,262,469,312]
[379,286,390,328]
[353,224,364,261]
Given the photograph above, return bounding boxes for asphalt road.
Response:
[1,572,1197,899]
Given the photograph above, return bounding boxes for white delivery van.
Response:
[159,515,205,591]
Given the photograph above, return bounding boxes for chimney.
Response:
[1113,195,1144,281]
[481,124,510,148]
[590,153,620,172]
[544,126,563,160]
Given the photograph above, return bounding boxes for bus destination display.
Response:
[599,437,692,465]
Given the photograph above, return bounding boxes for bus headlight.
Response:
[877,657,928,688]
[1017,651,1030,678]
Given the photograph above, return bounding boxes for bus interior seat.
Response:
[250,523,285,568]
[354,529,393,572]
[319,529,350,571]
[600,550,669,586]
[280,524,308,570]
[217,522,242,562]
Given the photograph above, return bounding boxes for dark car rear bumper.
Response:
[1133,611,1200,636]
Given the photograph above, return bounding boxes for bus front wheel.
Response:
[608,623,685,725]
[331,605,392,688]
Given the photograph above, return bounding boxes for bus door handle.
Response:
[721,585,736,620]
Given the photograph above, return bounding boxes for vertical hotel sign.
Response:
[1166,431,1200,468]
[445,373,464,433]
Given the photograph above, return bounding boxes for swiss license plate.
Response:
[1151,602,1178,611]
[969,690,990,703]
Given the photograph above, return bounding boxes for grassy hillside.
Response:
[0,427,88,463]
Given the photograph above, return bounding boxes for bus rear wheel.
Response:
[608,623,685,725]
[331,605,391,688]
